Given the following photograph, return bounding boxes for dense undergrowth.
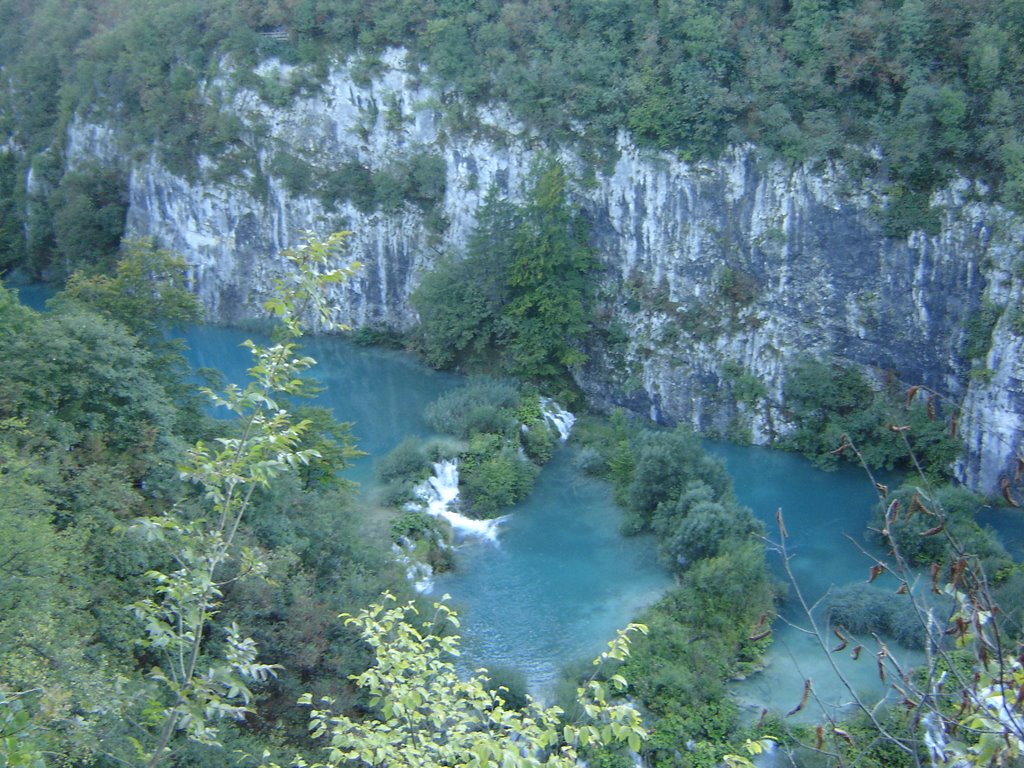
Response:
[570,413,777,767]
[0,250,414,765]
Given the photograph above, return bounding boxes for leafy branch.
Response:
[279,593,647,768]
[128,232,359,767]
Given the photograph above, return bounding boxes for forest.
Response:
[2,0,1024,766]
[2,0,1024,278]
[0,236,777,767]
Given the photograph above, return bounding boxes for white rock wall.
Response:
[64,50,1023,497]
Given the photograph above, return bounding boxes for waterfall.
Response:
[539,398,575,442]
[412,459,509,542]
[391,538,435,593]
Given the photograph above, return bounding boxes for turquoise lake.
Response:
[10,285,949,716]
[177,322,915,715]
[180,324,674,690]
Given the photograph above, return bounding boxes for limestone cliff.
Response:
[67,50,1023,497]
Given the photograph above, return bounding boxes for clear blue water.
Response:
[13,283,53,310]
[705,441,889,613]
[431,448,672,691]
[179,325,673,691]
[704,443,923,720]
[7,286,947,713]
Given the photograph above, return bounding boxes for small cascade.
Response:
[539,397,575,442]
[412,459,509,542]
[391,538,435,593]
[921,713,947,768]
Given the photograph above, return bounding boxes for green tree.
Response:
[50,164,128,276]
[0,152,24,271]
[504,161,595,388]
[128,232,360,767]
[413,166,596,395]
[0,691,46,768]
[287,595,649,767]
[783,356,962,477]
[61,239,200,342]
[290,405,364,490]
[58,240,205,428]
[0,287,191,763]
[458,434,538,515]
[411,188,519,369]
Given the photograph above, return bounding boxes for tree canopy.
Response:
[412,162,595,400]
[3,0,1024,273]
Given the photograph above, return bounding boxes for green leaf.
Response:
[628,731,641,753]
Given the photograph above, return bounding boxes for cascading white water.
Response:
[412,459,509,542]
[391,538,435,593]
[539,398,575,442]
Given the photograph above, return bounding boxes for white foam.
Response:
[391,539,434,593]
[539,398,575,442]
[414,459,509,542]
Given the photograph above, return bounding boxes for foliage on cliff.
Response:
[3,0,1024,273]
[412,162,595,400]
[783,356,963,478]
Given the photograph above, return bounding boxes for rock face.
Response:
[69,50,1023,496]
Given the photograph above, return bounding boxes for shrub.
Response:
[880,185,942,238]
[784,357,874,425]
[390,512,454,572]
[783,355,962,477]
[347,325,405,348]
[375,437,431,485]
[482,666,530,711]
[963,300,1001,360]
[390,510,440,543]
[992,567,1024,636]
[520,421,554,464]
[459,441,538,516]
[572,446,605,475]
[378,478,419,507]
[666,499,759,566]
[405,152,447,209]
[463,404,514,436]
[826,583,937,649]
[424,378,521,438]
[826,584,897,636]
[320,161,376,212]
[269,152,316,194]
[869,483,1007,569]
